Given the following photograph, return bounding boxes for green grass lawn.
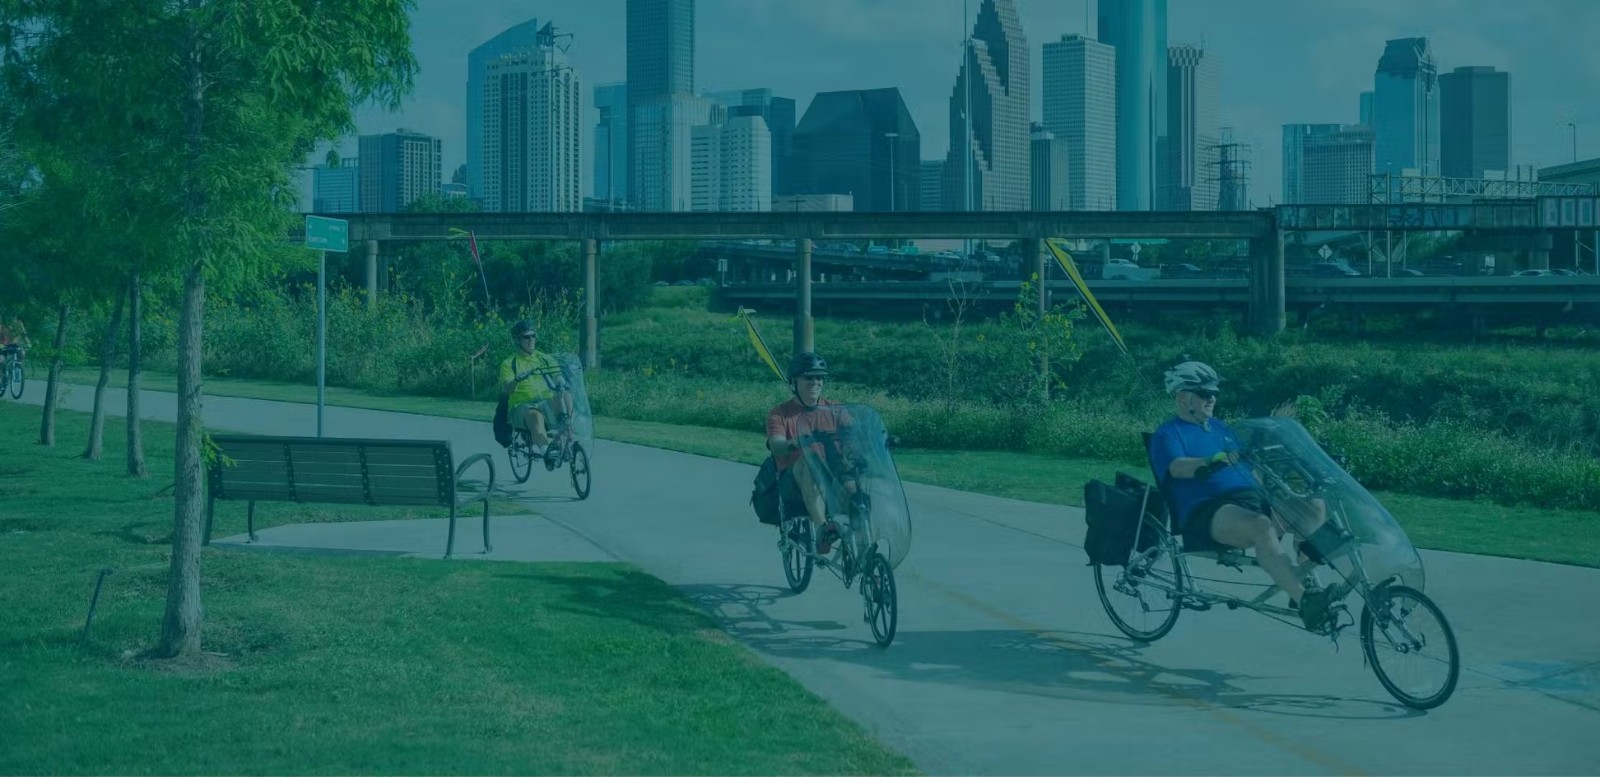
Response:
[54,366,1600,569]
[0,402,918,776]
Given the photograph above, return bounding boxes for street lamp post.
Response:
[885,130,899,212]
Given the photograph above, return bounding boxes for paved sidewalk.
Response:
[21,382,1600,775]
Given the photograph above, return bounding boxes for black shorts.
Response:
[1182,489,1273,550]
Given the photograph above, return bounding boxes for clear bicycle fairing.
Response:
[1230,417,1425,593]
[792,403,913,569]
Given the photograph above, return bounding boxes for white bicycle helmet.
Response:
[1164,360,1223,396]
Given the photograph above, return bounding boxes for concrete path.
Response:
[18,382,1600,775]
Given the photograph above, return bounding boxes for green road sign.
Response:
[305,215,349,253]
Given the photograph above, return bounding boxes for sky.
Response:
[329,0,1600,207]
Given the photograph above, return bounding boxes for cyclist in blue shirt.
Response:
[1149,360,1342,630]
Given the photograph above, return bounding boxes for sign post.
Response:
[305,216,349,437]
[1318,244,1333,262]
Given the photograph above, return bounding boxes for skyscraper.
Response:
[467,19,545,204]
[1440,65,1511,179]
[1099,0,1168,210]
[920,159,945,211]
[1359,91,1375,126]
[944,0,1030,212]
[1163,44,1220,211]
[691,112,771,212]
[1043,33,1116,211]
[313,161,360,213]
[1282,123,1342,204]
[632,94,714,211]
[794,88,920,212]
[1303,125,1376,204]
[593,83,628,208]
[1030,124,1070,211]
[480,23,582,212]
[626,0,694,208]
[706,88,796,198]
[1373,37,1440,177]
[358,130,441,212]
[1284,124,1374,204]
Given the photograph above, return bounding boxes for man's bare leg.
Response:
[1210,505,1306,602]
[525,408,550,448]
[791,457,831,530]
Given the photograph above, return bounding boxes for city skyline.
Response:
[332,0,1600,209]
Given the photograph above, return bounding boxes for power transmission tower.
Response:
[1201,128,1252,211]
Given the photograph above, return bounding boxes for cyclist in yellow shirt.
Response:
[499,320,569,466]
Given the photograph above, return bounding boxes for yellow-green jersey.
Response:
[500,351,562,407]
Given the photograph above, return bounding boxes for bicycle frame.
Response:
[1120,489,1381,630]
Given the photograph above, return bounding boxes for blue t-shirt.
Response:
[1149,416,1258,528]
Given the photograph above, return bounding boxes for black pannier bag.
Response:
[1082,472,1161,566]
[493,395,513,448]
[752,456,782,525]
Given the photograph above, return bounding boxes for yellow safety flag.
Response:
[1045,238,1130,357]
[731,307,787,381]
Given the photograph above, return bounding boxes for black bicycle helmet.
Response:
[511,319,537,338]
[788,351,828,380]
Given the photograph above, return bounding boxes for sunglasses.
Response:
[1190,389,1218,399]
[518,334,536,341]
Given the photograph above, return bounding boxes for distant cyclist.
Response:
[499,320,570,466]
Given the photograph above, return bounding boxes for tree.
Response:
[1,0,416,659]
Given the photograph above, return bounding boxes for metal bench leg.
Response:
[247,501,258,543]
[481,500,492,554]
[445,504,457,559]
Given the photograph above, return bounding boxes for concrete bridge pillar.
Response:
[583,238,599,369]
[365,239,379,306]
[1247,232,1286,337]
[795,238,814,355]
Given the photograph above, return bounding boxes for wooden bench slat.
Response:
[288,461,364,477]
[364,462,441,477]
[363,448,446,466]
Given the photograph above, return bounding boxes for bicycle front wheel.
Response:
[1361,585,1460,710]
[1094,537,1184,642]
[7,361,21,399]
[569,442,591,500]
[862,552,897,647]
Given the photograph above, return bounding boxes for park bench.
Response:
[202,435,496,558]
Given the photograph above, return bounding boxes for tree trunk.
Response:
[157,8,207,659]
[37,303,70,447]
[127,271,147,477]
[85,288,127,459]
[157,262,205,658]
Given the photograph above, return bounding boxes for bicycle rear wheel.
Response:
[1361,585,1459,710]
[7,360,21,399]
[507,431,533,484]
[780,515,813,593]
[1094,534,1184,642]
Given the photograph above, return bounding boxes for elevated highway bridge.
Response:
[301,200,1600,366]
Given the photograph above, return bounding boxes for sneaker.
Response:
[816,521,841,555]
[1297,582,1349,631]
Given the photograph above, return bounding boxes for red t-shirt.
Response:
[766,398,850,471]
